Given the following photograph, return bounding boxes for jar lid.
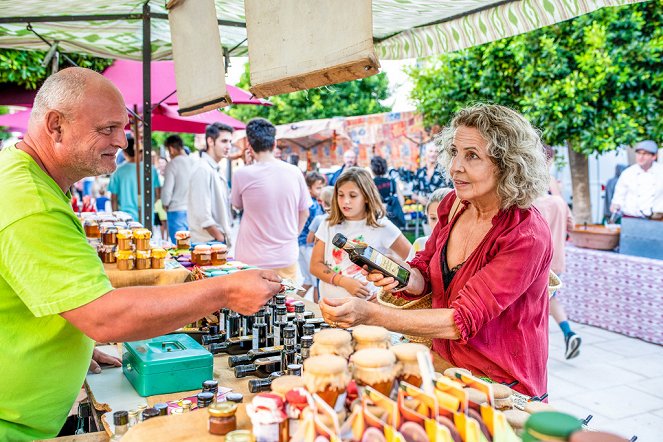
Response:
[350,348,396,368]
[115,250,135,259]
[194,244,212,252]
[391,343,430,362]
[136,250,151,258]
[133,228,151,239]
[151,248,168,259]
[225,430,254,442]
[208,402,237,418]
[303,355,348,375]
[116,229,133,239]
[211,244,228,251]
[175,230,190,239]
[313,328,352,346]
[352,325,390,343]
[271,375,305,395]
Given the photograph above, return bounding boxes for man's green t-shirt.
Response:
[0,146,114,440]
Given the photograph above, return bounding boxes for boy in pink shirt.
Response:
[231,118,311,280]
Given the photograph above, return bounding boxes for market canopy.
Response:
[0,0,643,61]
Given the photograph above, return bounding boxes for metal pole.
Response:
[133,105,143,223]
[142,1,153,231]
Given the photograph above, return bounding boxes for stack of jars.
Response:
[113,228,168,271]
[191,243,228,266]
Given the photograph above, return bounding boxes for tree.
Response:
[0,48,113,90]
[407,1,662,223]
[227,62,392,125]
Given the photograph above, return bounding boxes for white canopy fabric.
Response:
[0,0,644,61]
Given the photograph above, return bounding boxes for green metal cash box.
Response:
[123,334,213,397]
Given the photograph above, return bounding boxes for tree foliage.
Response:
[227,63,392,125]
[407,0,662,156]
[0,48,113,90]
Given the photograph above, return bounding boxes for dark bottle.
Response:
[302,323,315,337]
[319,322,331,330]
[248,371,283,393]
[208,325,219,336]
[275,305,288,325]
[225,311,240,340]
[228,345,284,368]
[332,233,410,289]
[286,363,302,376]
[263,307,272,335]
[286,310,314,321]
[240,314,254,337]
[293,302,306,340]
[202,331,226,347]
[281,326,298,371]
[252,323,268,350]
[300,335,313,362]
[153,402,168,416]
[197,391,215,408]
[274,294,286,308]
[220,308,229,331]
[209,336,254,355]
[272,320,287,347]
[141,407,160,421]
[234,355,282,378]
[111,411,129,440]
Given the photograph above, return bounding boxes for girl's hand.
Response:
[319,297,374,328]
[339,275,370,298]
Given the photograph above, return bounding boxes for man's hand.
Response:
[339,275,370,298]
[222,269,281,315]
[319,297,374,328]
[89,348,121,374]
[610,203,621,213]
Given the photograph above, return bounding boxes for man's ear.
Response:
[44,110,65,143]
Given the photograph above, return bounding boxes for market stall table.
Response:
[559,245,663,345]
[103,260,191,288]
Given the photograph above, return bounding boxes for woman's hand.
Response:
[319,297,375,328]
[338,275,370,298]
[362,255,425,295]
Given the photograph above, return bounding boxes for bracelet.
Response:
[331,273,340,286]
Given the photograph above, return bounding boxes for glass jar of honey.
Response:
[135,250,151,270]
[151,248,168,269]
[83,218,101,239]
[116,229,133,251]
[98,245,117,264]
[210,244,228,265]
[175,231,191,250]
[101,224,118,245]
[192,245,212,266]
[208,403,237,436]
[133,228,152,251]
[116,250,135,271]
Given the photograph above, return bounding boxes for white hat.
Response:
[634,140,658,155]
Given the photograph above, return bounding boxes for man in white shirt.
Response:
[188,123,233,245]
[162,134,194,243]
[610,140,663,217]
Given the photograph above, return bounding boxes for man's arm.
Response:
[61,269,281,342]
[610,172,628,212]
[110,193,119,212]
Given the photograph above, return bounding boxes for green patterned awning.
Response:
[0,0,645,61]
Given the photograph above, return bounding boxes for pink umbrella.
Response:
[102,60,271,109]
[0,109,30,132]
[152,103,245,133]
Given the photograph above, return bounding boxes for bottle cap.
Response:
[275,294,286,305]
[209,325,219,335]
[276,305,287,315]
[202,380,219,391]
[287,364,302,376]
[226,392,244,403]
[234,364,257,378]
[255,308,265,318]
[141,407,160,420]
[153,402,168,416]
[208,402,238,418]
[301,336,313,348]
[294,302,305,313]
[332,233,348,248]
[283,326,296,338]
[113,410,129,425]
[303,323,315,335]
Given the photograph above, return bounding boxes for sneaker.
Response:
[564,333,582,360]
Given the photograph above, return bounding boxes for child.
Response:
[298,172,326,300]
[306,186,334,302]
[311,167,411,300]
[407,187,453,260]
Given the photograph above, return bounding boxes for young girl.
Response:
[407,187,454,260]
[311,167,411,300]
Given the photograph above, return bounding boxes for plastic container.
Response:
[569,224,620,250]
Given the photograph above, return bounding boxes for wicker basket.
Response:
[377,291,433,347]
[548,271,562,298]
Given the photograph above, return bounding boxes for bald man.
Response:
[0,67,281,440]
[328,149,357,186]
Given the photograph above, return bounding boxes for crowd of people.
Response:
[1,66,660,440]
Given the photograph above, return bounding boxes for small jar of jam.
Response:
[128,221,143,231]
[151,248,168,269]
[133,228,152,251]
[210,244,228,266]
[98,245,117,264]
[116,229,133,251]
[208,403,238,436]
[192,245,212,266]
[101,224,118,245]
[135,250,151,270]
[83,218,101,238]
[116,250,135,271]
[175,231,191,250]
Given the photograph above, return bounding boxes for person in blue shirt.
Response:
[107,132,161,222]
[298,171,326,300]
